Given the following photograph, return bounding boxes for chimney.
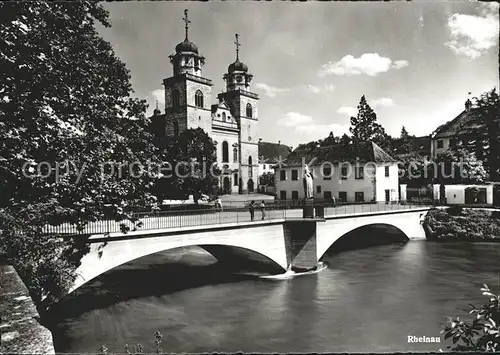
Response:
[278,140,281,145]
[465,92,472,112]
[465,99,472,112]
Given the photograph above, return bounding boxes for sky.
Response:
[98,1,499,148]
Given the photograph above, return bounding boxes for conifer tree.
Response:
[349,95,390,150]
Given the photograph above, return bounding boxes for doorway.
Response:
[247,179,254,193]
[223,176,231,195]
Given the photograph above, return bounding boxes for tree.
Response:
[0,2,161,313]
[441,284,499,352]
[432,148,487,185]
[349,95,391,150]
[396,125,413,156]
[472,88,500,181]
[155,128,220,203]
[400,126,409,139]
[259,171,275,187]
[320,131,340,147]
[339,133,352,147]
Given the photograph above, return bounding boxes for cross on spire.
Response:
[234,33,241,61]
[182,9,191,40]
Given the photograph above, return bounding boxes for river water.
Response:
[50,236,499,353]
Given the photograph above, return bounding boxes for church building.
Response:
[150,10,259,195]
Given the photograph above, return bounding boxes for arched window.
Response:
[246,103,253,118]
[195,90,204,108]
[233,147,238,162]
[222,141,229,163]
[172,90,180,109]
[222,112,226,121]
[248,156,252,166]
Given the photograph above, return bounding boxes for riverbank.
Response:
[0,264,55,354]
[423,207,500,242]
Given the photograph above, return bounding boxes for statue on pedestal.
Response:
[303,164,314,199]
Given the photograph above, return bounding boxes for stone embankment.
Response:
[0,264,55,354]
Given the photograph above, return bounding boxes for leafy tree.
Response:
[339,133,352,147]
[155,128,219,203]
[0,2,160,313]
[423,208,500,241]
[259,171,275,187]
[320,131,340,146]
[296,140,321,150]
[349,95,391,150]
[441,284,499,352]
[432,148,487,185]
[400,125,409,139]
[471,88,500,181]
[398,155,431,184]
[398,125,413,155]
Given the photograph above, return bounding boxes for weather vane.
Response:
[234,33,241,61]
[183,9,190,40]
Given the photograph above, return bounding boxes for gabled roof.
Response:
[211,100,232,114]
[258,141,292,161]
[392,135,431,158]
[282,141,396,167]
[433,108,484,139]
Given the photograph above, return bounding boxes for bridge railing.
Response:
[42,200,432,236]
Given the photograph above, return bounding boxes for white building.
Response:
[432,183,494,205]
[430,97,485,159]
[275,142,400,203]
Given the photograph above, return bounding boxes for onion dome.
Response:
[228,59,248,73]
[175,39,199,54]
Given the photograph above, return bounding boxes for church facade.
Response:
[150,10,259,195]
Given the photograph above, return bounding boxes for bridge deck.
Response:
[43,203,430,237]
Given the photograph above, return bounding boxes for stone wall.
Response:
[0,264,55,354]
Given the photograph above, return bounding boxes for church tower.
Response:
[218,34,259,193]
[163,10,213,137]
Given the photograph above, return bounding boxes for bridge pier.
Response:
[283,220,318,272]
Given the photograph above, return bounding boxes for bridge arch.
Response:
[71,224,288,294]
[317,210,427,261]
[318,223,410,260]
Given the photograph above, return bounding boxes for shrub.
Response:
[441,285,499,352]
[423,208,500,241]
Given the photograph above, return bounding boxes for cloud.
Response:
[369,97,395,108]
[296,122,350,137]
[337,106,357,117]
[256,83,335,97]
[392,60,409,69]
[151,89,164,105]
[318,53,409,77]
[445,3,499,59]
[277,112,314,127]
[276,112,350,146]
[255,83,291,98]
[307,84,335,94]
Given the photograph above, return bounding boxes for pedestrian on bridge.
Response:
[215,197,223,212]
[249,200,255,221]
[259,200,266,220]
